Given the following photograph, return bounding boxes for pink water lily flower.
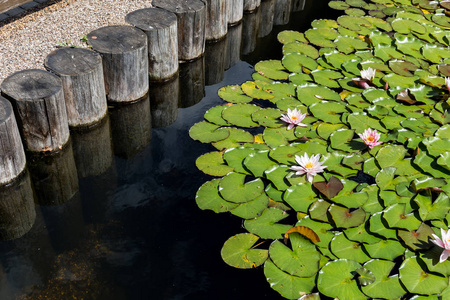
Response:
[431,228,450,263]
[280,108,308,130]
[360,67,376,82]
[352,67,377,89]
[290,153,327,183]
[358,128,383,149]
[445,77,450,92]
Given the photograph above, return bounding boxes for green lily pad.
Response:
[189,121,230,143]
[265,165,291,191]
[337,15,373,33]
[364,239,405,260]
[365,16,392,31]
[204,105,229,126]
[263,127,299,148]
[305,28,339,48]
[368,212,398,239]
[345,8,365,16]
[243,150,280,178]
[296,83,341,106]
[392,18,427,34]
[329,204,366,228]
[241,81,274,100]
[230,192,270,219]
[329,0,350,10]
[295,216,335,248]
[283,183,317,213]
[344,222,381,244]
[223,146,256,175]
[255,60,289,81]
[374,44,404,62]
[422,44,450,64]
[221,233,268,269]
[414,192,450,221]
[212,128,254,150]
[383,203,422,231]
[311,19,339,29]
[219,172,264,203]
[222,104,260,128]
[195,179,238,213]
[397,223,434,251]
[330,232,371,263]
[389,59,419,77]
[282,53,318,73]
[329,128,366,152]
[347,112,387,133]
[309,101,347,124]
[361,259,407,299]
[282,42,319,59]
[196,151,234,176]
[218,85,253,103]
[251,108,283,128]
[317,122,349,139]
[311,69,343,88]
[334,35,369,54]
[244,208,293,239]
[309,199,332,222]
[277,30,308,44]
[375,167,396,190]
[375,144,408,169]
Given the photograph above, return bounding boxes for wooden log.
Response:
[87,25,149,103]
[1,69,70,152]
[109,95,152,159]
[205,38,227,85]
[149,76,180,128]
[243,0,261,12]
[153,0,206,62]
[203,0,227,41]
[44,47,108,128]
[125,8,179,82]
[274,0,291,25]
[0,96,26,185]
[259,0,275,38]
[291,0,306,12]
[179,57,205,108]
[228,0,244,25]
[0,170,35,240]
[0,0,28,14]
[71,116,113,178]
[241,8,261,55]
[27,141,78,206]
[225,22,243,70]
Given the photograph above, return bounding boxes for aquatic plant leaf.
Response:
[296,83,341,106]
[397,223,434,251]
[222,104,260,128]
[317,259,366,300]
[418,248,450,277]
[264,259,315,299]
[230,192,270,219]
[345,8,365,16]
[383,203,422,231]
[313,176,344,200]
[282,42,319,59]
[435,124,450,139]
[265,165,291,191]
[414,192,450,221]
[374,44,404,62]
[189,121,230,143]
[329,0,350,10]
[305,28,339,48]
[342,58,363,76]
[365,16,392,31]
[392,18,427,34]
[283,183,317,213]
[221,233,268,269]
[284,226,321,244]
[204,105,229,126]
[282,53,318,73]
[375,145,407,169]
[270,234,321,277]
[330,128,366,152]
[218,172,264,203]
[311,69,343,88]
[364,239,405,260]
[317,122,349,139]
[322,151,359,177]
[413,150,450,178]
[223,147,255,175]
[309,101,347,124]
[254,60,289,81]
[195,179,239,213]
[331,187,368,209]
[277,30,308,44]
[330,232,371,263]
[196,151,234,177]
[288,73,314,85]
[422,44,450,64]
[347,112,387,133]
[389,60,419,77]
[263,127,299,148]
[399,257,448,295]
[334,35,369,54]
[311,19,339,29]
[296,216,335,248]
[324,50,356,69]
[250,108,283,128]
[218,85,253,103]
[265,183,284,202]
[309,199,332,222]
[337,15,373,32]
[368,212,398,239]
[438,63,450,76]
[212,128,253,150]
[361,259,407,299]
[241,81,274,100]
[395,34,425,58]
[329,205,366,228]
[412,176,447,191]
[244,208,293,239]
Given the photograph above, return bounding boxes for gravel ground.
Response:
[0,0,153,83]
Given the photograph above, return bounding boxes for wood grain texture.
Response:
[149,77,179,128]
[45,47,108,127]
[227,0,243,25]
[203,0,227,41]
[153,0,206,62]
[126,8,179,82]
[259,0,275,38]
[87,25,149,102]
[0,96,26,185]
[0,69,70,152]
[0,0,28,14]
[243,0,261,12]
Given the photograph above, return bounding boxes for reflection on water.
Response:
[0,1,341,299]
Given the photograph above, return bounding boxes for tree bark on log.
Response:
[0,96,26,185]
[203,0,227,41]
[126,8,179,82]
[44,47,107,128]
[259,0,275,38]
[153,0,206,62]
[227,0,243,25]
[1,69,70,152]
[87,25,149,103]
[243,0,261,12]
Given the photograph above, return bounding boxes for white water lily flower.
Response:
[358,128,382,149]
[431,228,450,263]
[360,67,376,82]
[280,108,308,130]
[445,77,450,92]
[290,153,327,183]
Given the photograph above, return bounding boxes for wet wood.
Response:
[227,0,243,25]
[126,8,179,82]
[243,0,261,12]
[153,0,206,62]
[44,47,108,128]
[259,0,275,38]
[0,96,26,185]
[87,25,149,103]
[1,69,70,152]
[274,0,291,25]
[0,0,28,14]
[203,0,227,41]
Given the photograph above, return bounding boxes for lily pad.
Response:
[218,85,253,103]
[277,30,308,44]
[255,60,289,81]
[244,208,293,240]
[196,151,234,176]
[219,172,264,203]
[195,179,238,213]
[283,183,317,213]
[361,259,407,299]
[221,233,268,269]
[328,204,366,228]
[330,232,371,263]
[296,83,341,106]
[212,128,254,150]
[222,104,261,128]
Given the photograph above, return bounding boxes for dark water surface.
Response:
[0,1,341,299]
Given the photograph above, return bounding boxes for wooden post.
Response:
[226,22,243,70]
[0,171,36,240]
[153,0,206,62]
[274,0,291,25]
[228,0,244,25]
[87,25,149,103]
[242,8,261,55]
[179,57,205,108]
[203,0,227,41]
[259,0,275,38]
[27,141,79,206]
[291,0,306,12]
[0,96,26,185]
[125,8,179,82]
[71,117,113,178]
[243,0,261,12]
[205,38,227,85]
[149,76,180,128]
[44,47,108,128]
[1,69,70,152]
[109,96,152,159]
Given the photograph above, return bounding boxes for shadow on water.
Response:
[0,1,342,299]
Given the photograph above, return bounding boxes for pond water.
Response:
[0,1,341,299]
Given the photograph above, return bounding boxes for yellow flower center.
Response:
[305,162,313,169]
[366,136,375,142]
[291,115,298,120]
